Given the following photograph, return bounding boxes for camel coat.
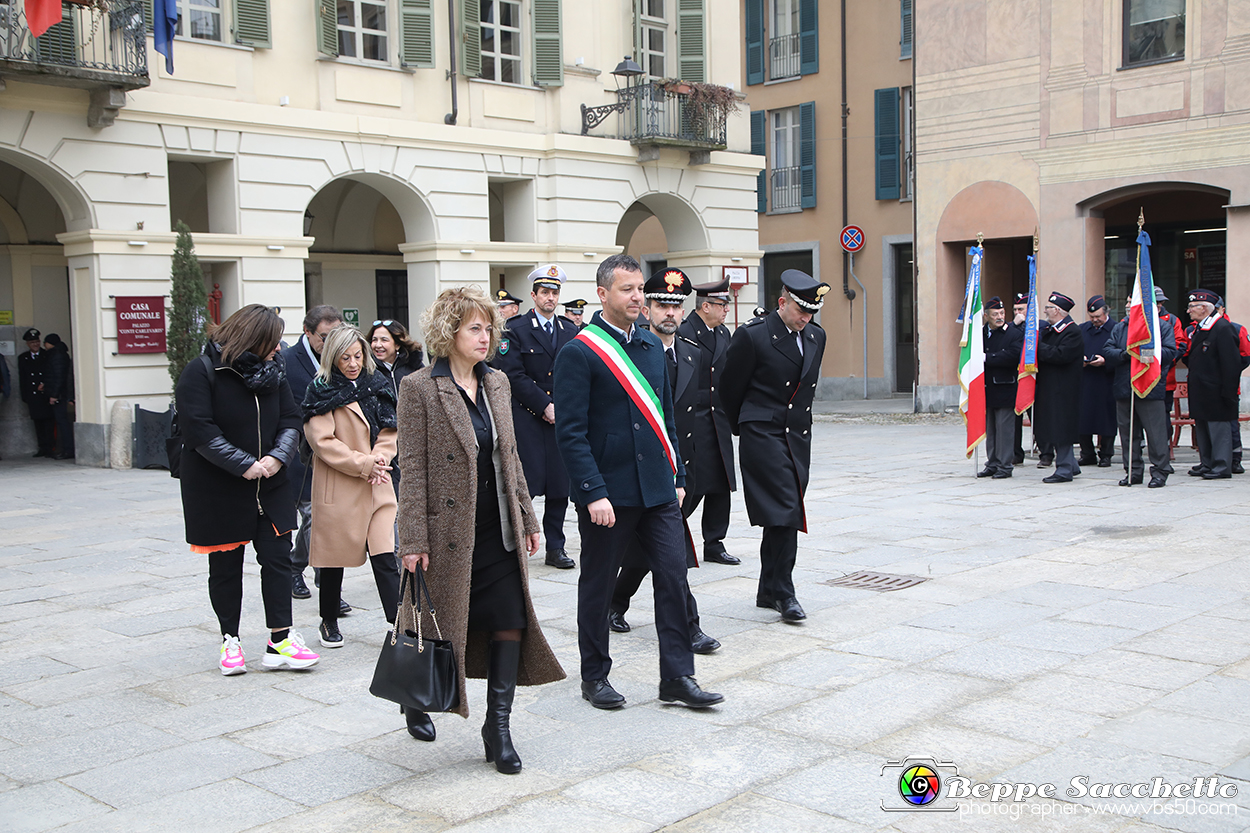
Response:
[397,364,565,719]
[306,402,398,567]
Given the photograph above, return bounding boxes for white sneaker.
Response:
[262,631,320,670]
[220,635,246,676]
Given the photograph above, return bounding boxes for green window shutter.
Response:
[900,0,913,58]
[745,0,764,85]
[37,7,77,63]
[235,0,271,48]
[799,101,816,209]
[143,0,153,32]
[532,0,563,86]
[799,0,818,75]
[632,0,643,67]
[400,0,435,67]
[874,88,900,200]
[317,0,338,56]
[460,0,481,77]
[676,0,704,83]
[751,109,767,213]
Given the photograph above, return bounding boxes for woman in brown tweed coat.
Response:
[397,286,564,774]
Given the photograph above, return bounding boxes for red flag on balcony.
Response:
[25,0,63,38]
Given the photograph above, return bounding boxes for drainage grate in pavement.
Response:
[824,571,928,592]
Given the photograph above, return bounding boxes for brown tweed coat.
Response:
[397,365,565,718]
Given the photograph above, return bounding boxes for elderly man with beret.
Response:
[1035,292,1085,483]
[1183,289,1243,479]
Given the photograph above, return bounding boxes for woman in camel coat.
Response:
[398,285,564,773]
[303,326,401,649]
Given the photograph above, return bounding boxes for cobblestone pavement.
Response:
[2,418,1250,832]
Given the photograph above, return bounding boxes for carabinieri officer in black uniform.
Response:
[677,277,740,565]
[719,270,828,623]
[491,265,580,569]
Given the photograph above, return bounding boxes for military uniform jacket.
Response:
[719,311,826,530]
[1034,317,1083,446]
[677,314,737,493]
[1185,314,1242,422]
[983,322,1023,412]
[492,310,579,497]
[17,349,51,418]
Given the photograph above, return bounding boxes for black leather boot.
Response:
[401,704,435,742]
[481,640,522,774]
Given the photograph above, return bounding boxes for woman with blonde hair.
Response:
[302,326,401,649]
[175,303,320,674]
[396,285,564,771]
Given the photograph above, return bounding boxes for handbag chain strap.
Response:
[390,568,445,650]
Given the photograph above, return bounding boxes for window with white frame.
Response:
[338,0,388,62]
[480,0,522,83]
[770,107,801,211]
[900,86,913,200]
[641,0,667,80]
[770,0,799,79]
[176,0,223,41]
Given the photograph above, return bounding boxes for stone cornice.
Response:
[1024,123,1250,184]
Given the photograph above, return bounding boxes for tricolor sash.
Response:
[574,323,677,476]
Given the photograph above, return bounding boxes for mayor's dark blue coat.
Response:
[553,311,686,508]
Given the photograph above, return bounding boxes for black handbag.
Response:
[369,568,459,713]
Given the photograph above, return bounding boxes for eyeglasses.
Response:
[704,299,729,308]
[372,320,396,328]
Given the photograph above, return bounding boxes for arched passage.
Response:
[616,192,710,281]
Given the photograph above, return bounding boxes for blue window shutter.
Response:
[875,88,900,200]
[799,102,816,209]
[745,0,764,86]
[751,110,767,213]
[799,0,818,75]
[901,0,913,58]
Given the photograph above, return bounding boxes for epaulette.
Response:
[744,316,764,327]
[677,334,699,347]
[505,313,525,325]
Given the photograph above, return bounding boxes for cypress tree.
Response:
[166,221,209,387]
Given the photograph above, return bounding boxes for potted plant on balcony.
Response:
[684,81,739,140]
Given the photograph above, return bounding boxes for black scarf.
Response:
[301,368,397,445]
[209,343,283,394]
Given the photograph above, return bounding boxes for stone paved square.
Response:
[2,415,1249,831]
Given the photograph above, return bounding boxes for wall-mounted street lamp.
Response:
[303,209,315,236]
[580,57,644,135]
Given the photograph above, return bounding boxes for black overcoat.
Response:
[18,349,51,419]
[1033,317,1083,446]
[278,336,320,503]
[492,310,579,498]
[1078,319,1118,435]
[1186,316,1242,421]
[677,313,737,493]
[176,345,302,547]
[983,321,1023,412]
[719,311,825,530]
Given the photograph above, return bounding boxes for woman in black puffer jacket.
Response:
[369,319,424,494]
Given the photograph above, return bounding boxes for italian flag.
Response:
[958,246,986,458]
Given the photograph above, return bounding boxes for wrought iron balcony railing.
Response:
[769,33,800,80]
[0,0,149,90]
[770,165,802,212]
[583,81,729,151]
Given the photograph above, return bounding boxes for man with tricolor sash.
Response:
[553,254,724,711]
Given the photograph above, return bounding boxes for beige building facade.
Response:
[0,0,762,464]
[915,0,1249,409]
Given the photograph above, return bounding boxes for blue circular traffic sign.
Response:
[841,225,865,253]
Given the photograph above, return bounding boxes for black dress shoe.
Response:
[608,611,631,633]
[1077,456,1096,467]
[401,705,436,741]
[1202,471,1232,480]
[1042,473,1072,483]
[338,598,352,616]
[703,549,741,565]
[690,630,720,654]
[292,574,311,600]
[1012,455,1025,465]
[992,470,1012,479]
[1118,474,1143,486]
[54,452,75,460]
[582,678,625,709]
[659,676,724,708]
[1148,476,1167,488]
[1234,462,1245,474]
[775,597,806,622]
[1097,458,1112,468]
[976,467,996,478]
[1189,466,1211,477]
[545,549,576,569]
[1037,458,1053,468]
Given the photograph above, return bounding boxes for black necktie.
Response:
[667,347,678,392]
[545,320,556,349]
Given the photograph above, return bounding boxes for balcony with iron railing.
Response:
[769,32,799,80]
[1,0,149,120]
[583,80,730,151]
[770,165,802,212]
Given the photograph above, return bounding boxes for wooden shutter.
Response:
[799,0,818,75]
[317,0,338,56]
[235,0,271,48]
[745,0,764,86]
[532,0,563,86]
[37,7,77,64]
[875,88,900,200]
[676,0,704,83]
[400,0,435,67]
[143,0,153,32]
[460,0,481,77]
[751,109,767,213]
[901,0,913,58]
[799,101,816,209]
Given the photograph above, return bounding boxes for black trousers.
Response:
[291,498,312,573]
[319,552,401,624]
[758,525,799,603]
[1116,398,1173,479]
[1194,420,1233,476]
[31,415,55,455]
[611,565,701,634]
[206,513,293,637]
[1078,434,1115,462]
[576,501,694,682]
[985,406,1015,473]
[682,490,730,553]
[1013,411,1026,462]
[543,494,568,552]
[51,401,74,455]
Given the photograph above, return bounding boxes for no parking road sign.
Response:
[841,225,865,253]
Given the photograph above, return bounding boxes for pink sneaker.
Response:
[219,635,246,676]
[262,631,320,670]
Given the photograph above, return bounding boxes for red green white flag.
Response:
[958,245,986,458]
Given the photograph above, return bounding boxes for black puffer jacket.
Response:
[376,347,425,402]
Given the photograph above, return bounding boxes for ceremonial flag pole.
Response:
[1015,229,1040,418]
[959,233,987,463]
[1126,209,1162,484]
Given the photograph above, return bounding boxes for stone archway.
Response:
[615,191,711,283]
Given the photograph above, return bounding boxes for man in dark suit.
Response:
[280,304,349,609]
[609,269,720,654]
[677,278,739,565]
[979,297,1024,479]
[18,328,55,458]
[493,265,581,569]
[1183,289,1242,479]
[1035,292,1085,483]
[554,254,723,710]
[719,270,828,623]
